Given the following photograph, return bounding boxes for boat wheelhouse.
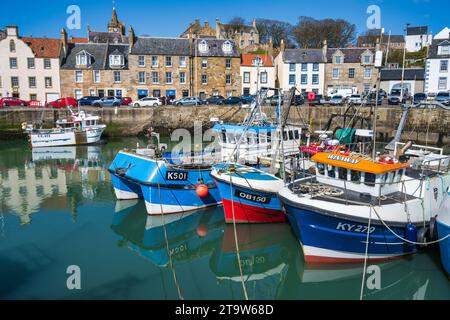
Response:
[279,148,450,263]
[212,122,305,164]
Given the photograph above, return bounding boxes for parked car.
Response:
[173,97,202,106]
[413,93,427,105]
[292,94,305,106]
[426,92,437,102]
[241,95,255,105]
[348,94,362,105]
[133,97,162,107]
[220,96,243,106]
[330,95,345,106]
[0,97,29,107]
[78,96,100,106]
[120,97,133,106]
[46,97,78,108]
[363,93,383,106]
[205,95,225,105]
[436,92,450,106]
[92,96,122,107]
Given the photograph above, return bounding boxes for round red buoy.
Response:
[196,224,209,237]
[196,184,209,198]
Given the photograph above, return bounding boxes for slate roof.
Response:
[428,39,450,59]
[407,26,428,36]
[22,37,61,58]
[326,48,374,63]
[61,43,129,70]
[193,39,240,57]
[380,68,425,81]
[282,49,326,63]
[131,37,190,55]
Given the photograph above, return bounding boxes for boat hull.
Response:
[29,126,105,148]
[109,151,222,215]
[437,220,450,277]
[281,201,416,264]
[212,168,286,224]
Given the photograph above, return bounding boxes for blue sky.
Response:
[1,0,448,39]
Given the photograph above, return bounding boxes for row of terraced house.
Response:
[1,7,449,103]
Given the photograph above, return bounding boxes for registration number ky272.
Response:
[336,222,375,234]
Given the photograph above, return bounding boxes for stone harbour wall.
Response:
[0,105,448,146]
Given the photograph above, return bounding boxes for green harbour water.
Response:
[0,138,449,300]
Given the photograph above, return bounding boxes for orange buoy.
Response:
[196,224,209,237]
[196,184,209,198]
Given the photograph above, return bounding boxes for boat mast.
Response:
[372,28,384,160]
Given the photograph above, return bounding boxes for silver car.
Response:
[92,96,122,107]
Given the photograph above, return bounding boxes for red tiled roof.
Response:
[69,37,88,43]
[22,37,60,58]
[241,53,273,67]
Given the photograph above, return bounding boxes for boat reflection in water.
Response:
[0,145,108,224]
[292,248,448,300]
[210,223,297,299]
[111,202,225,268]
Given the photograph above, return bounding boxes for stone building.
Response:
[324,46,377,95]
[181,18,259,50]
[59,27,133,99]
[191,38,241,99]
[425,27,450,94]
[358,30,405,52]
[0,26,61,102]
[129,35,192,99]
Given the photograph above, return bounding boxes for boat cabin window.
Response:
[350,170,361,183]
[221,130,227,143]
[294,130,300,140]
[327,165,336,178]
[283,131,288,141]
[364,172,376,186]
[288,130,294,140]
[338,167,347,180]
[317,163,325,175]
[267,131,272,143]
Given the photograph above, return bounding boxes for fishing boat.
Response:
[24,108,106,148]
[278,148,450,263]
[211,163,286,223]
[436,193,450,277]
[109,146,222,215]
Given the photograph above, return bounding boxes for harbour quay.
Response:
[0,105,448,146]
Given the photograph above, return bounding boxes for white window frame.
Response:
[364,67,372,79]
[179,56,187,68]
[152,71,159,84]
[75,71,83,83]
[138,55,145,67]
[226,58,231,69]
[110,55,124,68]
[201,74,207,85]
[332,68,340,79]
[93,70,100,83]
[166,71,172,84]
[260,72,268,84]
[165,56,172,67]
[180,72,186,84]
[138,71,146,84]
[226,75,232,85]
[201,58,208,69]
[114,71,121,83]
[438,77,447,90]
[44,58,51,69]
[10,57,17,69]
[152,56,159,68]
[243,72,250,83]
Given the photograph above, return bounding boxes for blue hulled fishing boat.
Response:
[436,193,450,277]
[109,148,221,215]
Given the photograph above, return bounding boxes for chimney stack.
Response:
[322,39,328,62]
[60,27,68,57]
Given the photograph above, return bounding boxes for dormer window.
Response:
[334,55,343,64]
[198,40,209,53]
[253,56,262,66]
[362,54,372,64]
[222,41,233,54]
[109,54,124,68]
[439,45,450,55]
[76,50,92,67]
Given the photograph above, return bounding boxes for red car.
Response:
[121,97,132,106]
[45,97,78,108]
[0,97,29,107]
